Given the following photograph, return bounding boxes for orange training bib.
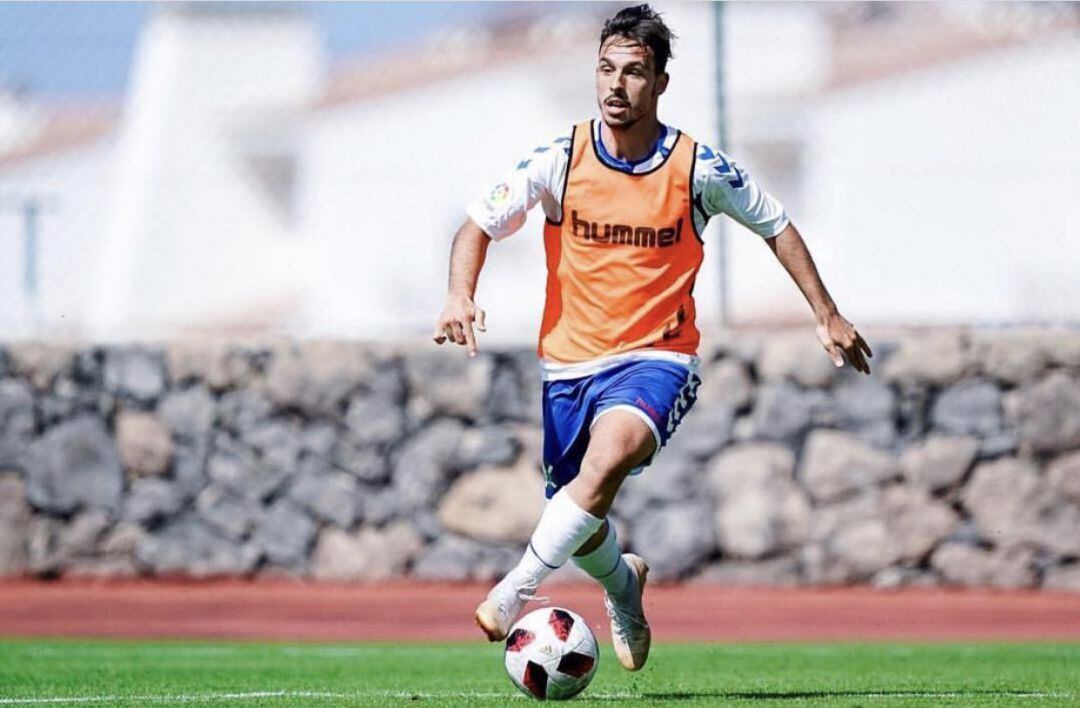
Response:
[538,120,704,363]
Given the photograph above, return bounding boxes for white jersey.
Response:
[467,120,789,243]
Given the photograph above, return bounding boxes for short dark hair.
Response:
[599,4,676,74]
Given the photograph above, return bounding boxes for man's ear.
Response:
[654,72,669,97]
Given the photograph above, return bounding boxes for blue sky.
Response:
[0,2,528,97]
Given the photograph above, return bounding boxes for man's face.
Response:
[595,36,668,128]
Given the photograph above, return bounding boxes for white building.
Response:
[0,2,1076,342]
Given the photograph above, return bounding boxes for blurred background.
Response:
[0,2,1079,592]
[0,1,1077,342]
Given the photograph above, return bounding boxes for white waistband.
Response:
[539,350,700,381]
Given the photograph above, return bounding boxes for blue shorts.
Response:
[541,359,701,498]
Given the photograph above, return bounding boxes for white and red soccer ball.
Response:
[504,607,599,701]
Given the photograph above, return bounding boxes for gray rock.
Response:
[962,457,1080,557]
[100,522,145,557]
[1047,451,1080,503]
[26,516,63,575]
[287,471,360,528]
[361,487,404,526]
[124,478,184,525]
[254,499,316,568]
[799,429,899,503]
[696,358,754,412]
[135,516,260,577]
[895,383,930,442]
[632,502,717,580]
[392,418,465,511]
[158,386,216,442]
[970,330,1051,385]
[246,420,303,480]
[707,444,809,559]
[344,394,406,447]
[455,426,522,469]
[801,493,883,584]
[880,485,959,561]
[977,432,1019,460]
[900,435,978,491]
[468,543,522,583]
[115,410,174,476]
[946,519,985,546]
[615,450,699,519]
[165,340,256,390]
[882,332,969,386]
[25,416,123,515]
[207,434,288,501]
[751,382,823,444]
[505,348,544,426]
[871,566,941,589]
[70,348,103,386]
[332,439,390,483]
[487,357,527,422]
[436,455,545,544]
[301,422,338,459]
[311,521,424,581]
[931,378,1002,437]
[195,486,260,541]
[757,334,838,388]
[1042,563,1080,590]
[0,473,30,575]
[831,376,897,447]
[405,351,495,420]
[1006,372,1080,454]
[826,517,903,579]
[690,557,800,586]
[410,535,478,581]
[217,389,273,436]
[103,347,166,405]
[58,510,111,557]
[7,343,72,391]
[0,378,35,440]
[409,510,444,542]
[668,405,734,460]
[931,543,1036,588]
[266,341,376,417]
[172,445,208,499]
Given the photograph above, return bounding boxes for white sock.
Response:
[510,490,603,587]
[572,521,634,601]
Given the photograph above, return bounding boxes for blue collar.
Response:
[593,121,669,173]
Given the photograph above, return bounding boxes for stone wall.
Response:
[0,330,1079,589]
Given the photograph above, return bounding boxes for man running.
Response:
[433,4,871,671]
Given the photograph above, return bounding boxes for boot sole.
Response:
[614,554,651,671]
[474,601,506,642]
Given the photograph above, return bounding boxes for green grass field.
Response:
[0,639,1077,706]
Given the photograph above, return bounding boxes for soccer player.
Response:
[433,4,871,670]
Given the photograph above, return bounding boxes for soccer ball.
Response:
[504,607,599,701]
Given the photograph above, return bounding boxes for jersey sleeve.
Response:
[465,133,572,241]
[692,143,790,238]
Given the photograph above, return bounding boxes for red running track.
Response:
[0,581,1078,642]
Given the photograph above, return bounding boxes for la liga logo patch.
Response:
[489,183,510,205]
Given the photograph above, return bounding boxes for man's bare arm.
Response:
[433,218,491,357]
[765,222,873,374]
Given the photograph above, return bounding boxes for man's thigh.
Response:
[541,359,700,497]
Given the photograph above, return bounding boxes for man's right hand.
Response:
[433,293,487,357]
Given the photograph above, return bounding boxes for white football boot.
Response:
[605,553,651,671]
[474,572,540,642]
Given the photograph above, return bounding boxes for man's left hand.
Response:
[815,314,872,374]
